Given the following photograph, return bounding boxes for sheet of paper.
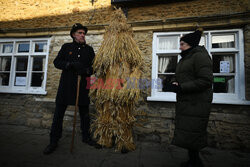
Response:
[220,61,230,73]
[15,77,26,86]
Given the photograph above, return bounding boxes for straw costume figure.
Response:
[89,8,143,153]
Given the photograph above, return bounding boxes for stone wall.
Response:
[0,0,249,30]
[0,93,95,132]
[127,0,249,22]
[1,29,250,150]
[134,102,250,150]
[208,104,250,150]
[244,25,250,100]
[1,95,250,150]
[0,0,250,151]
[135,102,250,150]
[0,94,54,128]
[0,0,112,28]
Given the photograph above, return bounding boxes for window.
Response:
[148,29,250,105]
[0,38,50,94]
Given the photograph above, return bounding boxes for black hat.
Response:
[180,28,203,47]
[70,23,88,38]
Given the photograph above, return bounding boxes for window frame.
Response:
[147,29,250,105]
[0,37,51,95]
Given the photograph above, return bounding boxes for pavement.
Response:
[0,124,250,167]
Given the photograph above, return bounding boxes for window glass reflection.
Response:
[33,57,45,71]
[18,43,30,53]
[0,57,12,71]
[158,55,177,73]
[212,35,235,48]
[2,44,13,53]
[212,54,235,73]
[16,57,28,71]
[31,73,43,87]
[158,36,178,50]
[199,36,206,46]
[213,76,235,93]
[0,73,10,86]
[34,43,47,52]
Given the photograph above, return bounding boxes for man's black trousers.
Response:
[49,103,90,144]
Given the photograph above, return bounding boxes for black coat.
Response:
[172,46,213,150]
[53,41,95,106]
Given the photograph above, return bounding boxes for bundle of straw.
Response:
[89,8,143,152]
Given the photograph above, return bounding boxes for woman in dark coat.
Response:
[163,29,213,167]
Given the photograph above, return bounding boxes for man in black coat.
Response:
[43,23,96,155]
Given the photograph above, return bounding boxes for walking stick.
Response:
[70,75,81,153]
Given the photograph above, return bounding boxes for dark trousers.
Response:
[49,103,90,144]
[188,149,200,163]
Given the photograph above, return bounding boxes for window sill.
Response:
[0,89,47,95]
[147,94,176,102]
[34,97,55,102]
[147,95,250,105]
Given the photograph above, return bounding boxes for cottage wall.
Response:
[0,0,250,150]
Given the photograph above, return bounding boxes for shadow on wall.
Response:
[0,5,114,33]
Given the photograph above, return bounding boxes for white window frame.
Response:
[147,29,250,105]
[0,37,51,95]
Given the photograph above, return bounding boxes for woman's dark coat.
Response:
[172,46,213,150]
[53,41,95,106]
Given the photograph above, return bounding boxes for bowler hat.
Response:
[70,23,88,38]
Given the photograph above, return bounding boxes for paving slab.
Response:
[0,125,250,167]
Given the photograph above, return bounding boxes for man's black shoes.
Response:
[82,137,91,144]
[43,143,58,155]
[180,159,204,167]
[82,137,102,149]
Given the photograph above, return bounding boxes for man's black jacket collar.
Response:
[73,40,86,47]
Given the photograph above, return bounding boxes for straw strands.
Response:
[89,8,143,151]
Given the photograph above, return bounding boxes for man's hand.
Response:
[65,62,93,75]
[71,62,83,71]
[85,67,93,75]
[65,62,73,70]
[65,62,83,71]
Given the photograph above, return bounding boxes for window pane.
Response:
[2,43,13,53]
[213,76,235,93]
[16,56,28,71]
[15,73,27,86]
[0,57,12,71]
[158,36,178,50]
[212,34,235,48]
[31,73,44,87]
[33,57,45,71]
[158,74,175,92]
[17,43,30,53]
[212,54,235,73]
[0,73,10,86]
[158,55,177,73]
[199,36,206,46]
[34,42,47,52]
